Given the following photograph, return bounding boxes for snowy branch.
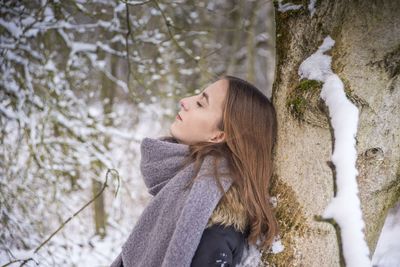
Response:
[0,169,120,267]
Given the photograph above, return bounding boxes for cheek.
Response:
[176,115,213,139]
[187,115,212,132]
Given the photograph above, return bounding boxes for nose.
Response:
[180,99,188,111]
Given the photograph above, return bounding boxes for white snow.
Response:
[269,196,278,208]
[372,201,400,267]
[277,0,302,12]
[237,243,262,267]
[237,235,284,266]
[277,0,317,18]
[271,236,285,254]
[0,18,23,38]
[298,36,372,267]
[308,0,317,17]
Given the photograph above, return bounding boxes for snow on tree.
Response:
[299,35,371,266]
[265,0,400,266]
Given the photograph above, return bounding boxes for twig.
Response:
[152,0,200,63]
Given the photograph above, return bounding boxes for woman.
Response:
[110,75,279,267]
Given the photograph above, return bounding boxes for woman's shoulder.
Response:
[207,183,249,234]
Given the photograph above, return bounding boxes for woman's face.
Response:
[169,79,228,145]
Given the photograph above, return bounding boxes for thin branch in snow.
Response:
[0,169,120,267]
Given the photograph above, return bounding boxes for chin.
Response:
[169,128,185,144]
[168,125,175,137]
[170,125,195,145]
[169,126,179,140]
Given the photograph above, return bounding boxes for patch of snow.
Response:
[277,0,302,12]
[271,236,284,254]
[308,0,317,17]
[269,196,278,208]
[298,36,372,267]
[372,201,400,267]
[237,243,262,267]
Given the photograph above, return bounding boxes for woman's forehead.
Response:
[204,79,228,108]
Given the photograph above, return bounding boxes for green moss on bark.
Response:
[261,176,324,266]
[286,79,323,121]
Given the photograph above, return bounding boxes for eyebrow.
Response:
[202,91,209,105]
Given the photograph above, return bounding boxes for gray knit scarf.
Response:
[110,136,234,267]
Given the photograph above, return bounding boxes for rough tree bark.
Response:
[263,0,400,266]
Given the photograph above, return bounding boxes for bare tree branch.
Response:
[1,169,120,267]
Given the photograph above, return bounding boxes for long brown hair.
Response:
[179,75,279,251]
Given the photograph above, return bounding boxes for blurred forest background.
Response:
[0,0,276,266]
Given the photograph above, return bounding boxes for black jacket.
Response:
[191,223,247,267]
[119,223,247,267]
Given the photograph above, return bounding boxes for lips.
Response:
[176,113,183,121]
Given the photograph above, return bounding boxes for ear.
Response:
[209,130,225,143]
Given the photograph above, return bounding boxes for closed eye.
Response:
[196,101,203,107]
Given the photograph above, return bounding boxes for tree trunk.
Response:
[264,0,400,266]
[92,53,117,239]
